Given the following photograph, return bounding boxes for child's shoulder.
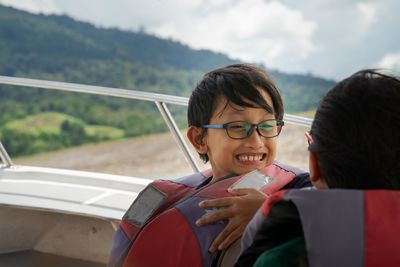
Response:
[271,161,311,189]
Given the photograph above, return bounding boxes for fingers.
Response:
[209,222,235,252]
[196,207,233,226]
[196,197,238,226]
[228,187,263,196]
[209,223,243,252]
[198,197,235,208]
[199,189,267,209]
[197,191,267,227]
[217,226,243,251]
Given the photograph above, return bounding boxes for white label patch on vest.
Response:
[229,170,274,190]
[123,185,167,227]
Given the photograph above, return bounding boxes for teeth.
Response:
[238,155,263,161]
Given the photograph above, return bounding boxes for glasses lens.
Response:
[258,120,278,137]
[226,121,250,139]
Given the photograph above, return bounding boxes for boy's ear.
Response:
[309,151,329,189]
[187,126,208,154]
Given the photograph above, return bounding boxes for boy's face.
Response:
[201,90,278,181]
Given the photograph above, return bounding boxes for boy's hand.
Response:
[195,188,267,252]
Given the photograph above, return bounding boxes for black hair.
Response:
[311,69,400,189]
[188,63,284,162]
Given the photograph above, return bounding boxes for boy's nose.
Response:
[245,127,264,147]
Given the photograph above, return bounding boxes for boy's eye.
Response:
[259,123,274,132]
[227,122,248,132]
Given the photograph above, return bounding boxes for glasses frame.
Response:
[305,131,313,145]
[305,131,317,152]
[202,119,284,140]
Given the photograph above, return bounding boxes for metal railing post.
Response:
[0,141,13,168]
[155,101,200,173]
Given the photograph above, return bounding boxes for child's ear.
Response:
[187,126,208,154]
[309,151,329,189]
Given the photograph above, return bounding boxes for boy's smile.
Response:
[200,90,278,182]
[236,153,266,165]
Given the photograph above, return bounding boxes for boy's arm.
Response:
[195,188,267,252]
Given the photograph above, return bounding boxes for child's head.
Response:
[187,64,284,180]
[309,69,400,190]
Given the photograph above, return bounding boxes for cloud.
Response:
[0,0,59,14]
[377,53,400,71]
[151,0,316,68]
[357,2,377,26]
[352,2,379,41]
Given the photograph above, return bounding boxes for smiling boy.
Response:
[108,64,310,267]
[188,64,310,254]
[189,89,279,181]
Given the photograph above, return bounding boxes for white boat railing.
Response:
[0,75,313,172]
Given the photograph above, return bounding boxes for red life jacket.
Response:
[244,189,400,267]
[109,162,305,267]
[108,169,212,266]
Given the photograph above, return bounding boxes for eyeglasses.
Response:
[305,131,316,152]
[202,119,284,140]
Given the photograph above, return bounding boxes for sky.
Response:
[1,0,399,80]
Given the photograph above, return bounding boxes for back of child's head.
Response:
[188,63,284,162]
[311,69,400,189]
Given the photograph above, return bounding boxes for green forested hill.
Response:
[0,4,335,156]
[0,4,235,80]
